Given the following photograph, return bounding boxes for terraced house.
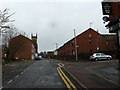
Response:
[9,34,38,60]
[57,28,117,60]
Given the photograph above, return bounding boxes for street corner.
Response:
[62,60,120,88]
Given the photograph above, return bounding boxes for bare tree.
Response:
[0,8,15,27]
[0,8,26,47]
[2,24,26,48]
[0,9,26,59]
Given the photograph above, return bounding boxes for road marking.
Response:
[0,87,3,90]
[57,67,71,89]
[57,63,64,67]
[63,67,87,88]
[20,72,23,74]
[15,75,19,78]
[8,80,13,84]
[58,67,77,89]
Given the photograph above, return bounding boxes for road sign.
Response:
[102,2,112,15]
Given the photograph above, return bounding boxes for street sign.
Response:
[102,2,112,15]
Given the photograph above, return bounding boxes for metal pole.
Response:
[74,29,78,61]
[55,43,58,50]
[117,30,120,68]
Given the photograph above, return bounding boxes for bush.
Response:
[78,52,92,60]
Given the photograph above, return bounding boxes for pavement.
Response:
[63,59,120,88]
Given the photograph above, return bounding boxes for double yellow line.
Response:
[57,65,77,90]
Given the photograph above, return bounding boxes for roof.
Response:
[102,34,117,40]
[10,35,32,42]
[62,28,100,46]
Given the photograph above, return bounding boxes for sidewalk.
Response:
[64,60,120,88]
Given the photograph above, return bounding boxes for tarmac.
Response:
[64,60,120,88]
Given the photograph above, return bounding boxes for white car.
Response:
[90,53,112,61]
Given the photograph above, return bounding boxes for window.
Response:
[72,40,74,47]
[89,34,91,37]
[106,40,109,45]
[72,50,75,55]
[89,39,92,43]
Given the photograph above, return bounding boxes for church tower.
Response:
[31,34,38,53]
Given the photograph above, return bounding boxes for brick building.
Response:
[57,28,117,60]
[9,35,38,60]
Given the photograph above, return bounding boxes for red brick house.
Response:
[57,28,117,60]
[9,35,37,60]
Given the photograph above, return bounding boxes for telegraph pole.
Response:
[74,29,78,61]
[55,43,58,50]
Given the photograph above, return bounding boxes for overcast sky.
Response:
[0,0,110,53]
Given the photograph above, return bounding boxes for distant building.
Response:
[47,51,54,59]
[9,35,38,60]
[57,28,117,60]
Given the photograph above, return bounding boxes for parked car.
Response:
[90,53,112,61]
[34,56,42,60]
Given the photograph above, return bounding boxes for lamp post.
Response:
[74,29,78,61]
[54,43,58,56]
[0,25,10,60]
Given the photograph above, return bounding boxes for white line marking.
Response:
[0,87,3,90]
[15,75,19,78]
[20,72,23,74]
[8,80,13,84]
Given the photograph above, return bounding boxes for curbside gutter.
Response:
[57,63,87,90]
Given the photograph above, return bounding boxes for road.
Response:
[2,59,120,89]
[3,59,66,88]
[64,60,120,88]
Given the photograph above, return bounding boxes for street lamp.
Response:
[54,43,58,56]
[74,29,78,61]
[0,25,10,63]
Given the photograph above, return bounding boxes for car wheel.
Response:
[95,58,98,61]
[107,57,111,60]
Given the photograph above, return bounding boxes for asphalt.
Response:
[64,60,120,88]
[2,59,120,89]
[2,59,66,88]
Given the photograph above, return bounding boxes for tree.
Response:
[0,9,26,60]
[0,8,15,27]
[2,24,26,48]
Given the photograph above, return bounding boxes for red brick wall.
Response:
[57,28,117,59]
[9,35,35,60]
[109,2,120,19]
[76,28,107,53]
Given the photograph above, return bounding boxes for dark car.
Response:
[34,56,42,60]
